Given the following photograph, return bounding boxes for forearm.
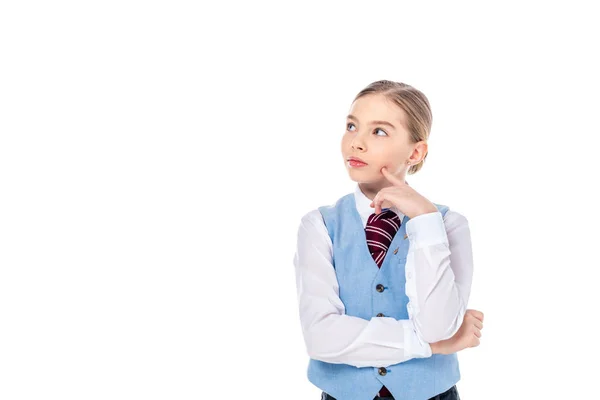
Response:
[302,314,433,367]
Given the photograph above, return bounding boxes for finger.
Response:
[374,196,382,215]
[473,319,483,330]
[468,310,484,322]
[380,166,405,186]
[473,327,481,338]
[372,193,384,214]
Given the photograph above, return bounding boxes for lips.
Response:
[348,157,368,165]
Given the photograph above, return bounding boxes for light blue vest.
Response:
[307,192,460,400]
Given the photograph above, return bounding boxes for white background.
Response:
[1,1,599,399]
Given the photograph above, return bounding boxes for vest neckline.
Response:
[348,194,408,272]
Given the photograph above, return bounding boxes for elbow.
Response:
[305,331,330,362]
[302,314,334,360]
[304,330,319,359]
[303,313,353,363]
[307,346,323,361]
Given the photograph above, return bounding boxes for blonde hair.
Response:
[352,80,432,175]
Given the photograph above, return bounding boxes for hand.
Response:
[369,167,438,218]
[432,309,484,355]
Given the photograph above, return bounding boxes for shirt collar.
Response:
[353,183,406,228]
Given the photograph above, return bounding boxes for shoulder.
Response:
[296,192,352,237]
[295,208,333,250]
[431,202,468,224]
[441,207,470,235]
[296,207,330,239]
[303,193,351,225]
[298,208,326,227]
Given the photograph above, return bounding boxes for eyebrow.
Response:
[346,114,396,130]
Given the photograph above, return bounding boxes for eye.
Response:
[346,122,356,131]
[374,128,388,137]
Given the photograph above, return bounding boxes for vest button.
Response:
[376,284,385,292]
[376,313,385,317]
[378,367,387,376]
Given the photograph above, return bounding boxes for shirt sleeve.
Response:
[404,209,474,343]
[293,209,433,369]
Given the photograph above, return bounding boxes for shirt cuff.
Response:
[404,322,433,358]
[405,211,448,249]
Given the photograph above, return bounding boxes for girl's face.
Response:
[341,93,415,184]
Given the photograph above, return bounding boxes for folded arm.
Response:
[293,210,433,368]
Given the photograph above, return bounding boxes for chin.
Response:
[346,168,381,183]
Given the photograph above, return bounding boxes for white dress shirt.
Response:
[293,183,473,368]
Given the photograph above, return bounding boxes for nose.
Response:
[350,133,366,151]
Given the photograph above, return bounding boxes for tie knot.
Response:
[367,209,399,227]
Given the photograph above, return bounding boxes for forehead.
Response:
[348,93,407,128]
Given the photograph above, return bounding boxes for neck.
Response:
[358,182,386,200]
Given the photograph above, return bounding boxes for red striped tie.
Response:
[366,208,400,268]
[365,208,400,399]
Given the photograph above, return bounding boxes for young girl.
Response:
[293,80,484,400]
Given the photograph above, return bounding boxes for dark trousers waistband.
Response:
[321,384,459,400]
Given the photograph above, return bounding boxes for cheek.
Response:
[381,145,406,165]
[372,147,397,165]
[340,141,348,158]
[341,133,350,148]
